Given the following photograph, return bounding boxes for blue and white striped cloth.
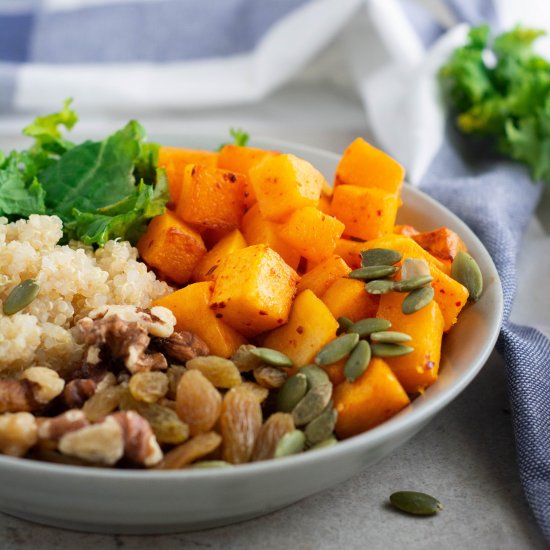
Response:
[1,0,549,542]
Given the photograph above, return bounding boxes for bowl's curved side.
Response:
[0,136,503,534]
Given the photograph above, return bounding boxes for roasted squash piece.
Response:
[158,147,218,204]
[376,292,444,393]
[176,164,246,232]
[137,210,206,284]
[192,229,247,282]
[153,282,246,357]
[334,137,404,194]
[333,358,410,439]
[334,238,365,269]
[263,289,339,371]
[249,154,324,222]
[412,227,467,262]
[317,194,332,215]
[277,207,345,263]
[331,184,399,241]
[210,245,299,337]
[297,255,351,297]
[241,204,300,270]
[321,277,379,322]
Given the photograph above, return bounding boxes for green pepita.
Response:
[389,491,442,516]
[344,340,371,382]
[276,373,308,412]
[348,317,391,337]
[274,429,306,458]
[315,333,359,366]
[402,286,434,314]
[370,331,412,344]
[451,250,483,301]
[336,316,354,335]
[249,347,293,368]
[365,279,395,295]
[309,435,338,450]
[189,460,233,469]
[305,406,338,445]
[348,265,399,281]
[299,365,330,389]
[393,275,433,293]
[361,248,402,267]
[3,279,40,316]
[371,343,414,357]
[292,382,332,426]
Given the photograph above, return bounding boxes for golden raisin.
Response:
[129,371,169,403]
[251,412,295,461]
[253,365,287,389]
[157,432,222,469]
[186,356,242,388]
[82,385,124,422]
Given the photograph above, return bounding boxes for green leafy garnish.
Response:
[439,25,550,183]
[0,101,168,246]
[217,127,250,151]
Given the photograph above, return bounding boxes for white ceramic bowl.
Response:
[0,137,503,534]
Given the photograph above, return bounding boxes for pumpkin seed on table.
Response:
[370,331,412,344]
[277,373,308,412]
[249,347,293,368]
[3,279,40,315]
[292,382,332,426]
[344,340,371,382]
[299,364,330,388]
[304,406,338,445]
[274,429,306,458]
[393,275,433,293]
[371,343,414,358]
[389,491,442,516]
[361,248,402,267]
[348,317,391,337]
[315,333,359,365]
[365,279,395,295]
[348,265,399,281]
[451,250,483,301]
[402,285,434,314]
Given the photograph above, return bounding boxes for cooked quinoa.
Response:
[0,215,172,373]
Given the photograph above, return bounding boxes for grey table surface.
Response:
[0,80,548,549]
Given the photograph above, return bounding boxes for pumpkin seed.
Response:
[336,316,353,335]
[249,347,293,368]
[371,343,414,357]
[274,429,306,458]
[309,435,338,450]
[389,491,442,516]
[292,382,332,426]
[189,460,233,469]
[365,279,395,295]
[348,265,399,281]
[344,340,371,382]
[305,406,338,445]
[348,317,391,337]
[300,365,330,388]
[402,286,434,314]
[277,373,308,412]
[393,275,433,293]
[451,250,483,301]
[3,279,40,315]
[315,333,359,365]
[361,248,402,267]
[370,331,412,344]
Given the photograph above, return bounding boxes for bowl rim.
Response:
[0,136,504,481]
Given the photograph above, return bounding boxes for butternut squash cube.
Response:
[137,210,206,285]
[263,289,339,370]
[249,154,324,222]
[277,207,344,263]
[331,185,399,241]
[335,138,404,194]
[158,147,218,204]
[241,204,300,270]
[334,238,365,269]
[322,278,379,322]
[376,292,444,393]
[210,245,299,337]
[333,358,410,439]
[153,282,246,358]
[297,255,351,297]
[317,194,332,215]
[192,229,247,282]
[218,145,278,208]
[412,226,467,262]
[176,164,246,232]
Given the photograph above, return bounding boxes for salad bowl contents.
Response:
[0,104,502,533]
